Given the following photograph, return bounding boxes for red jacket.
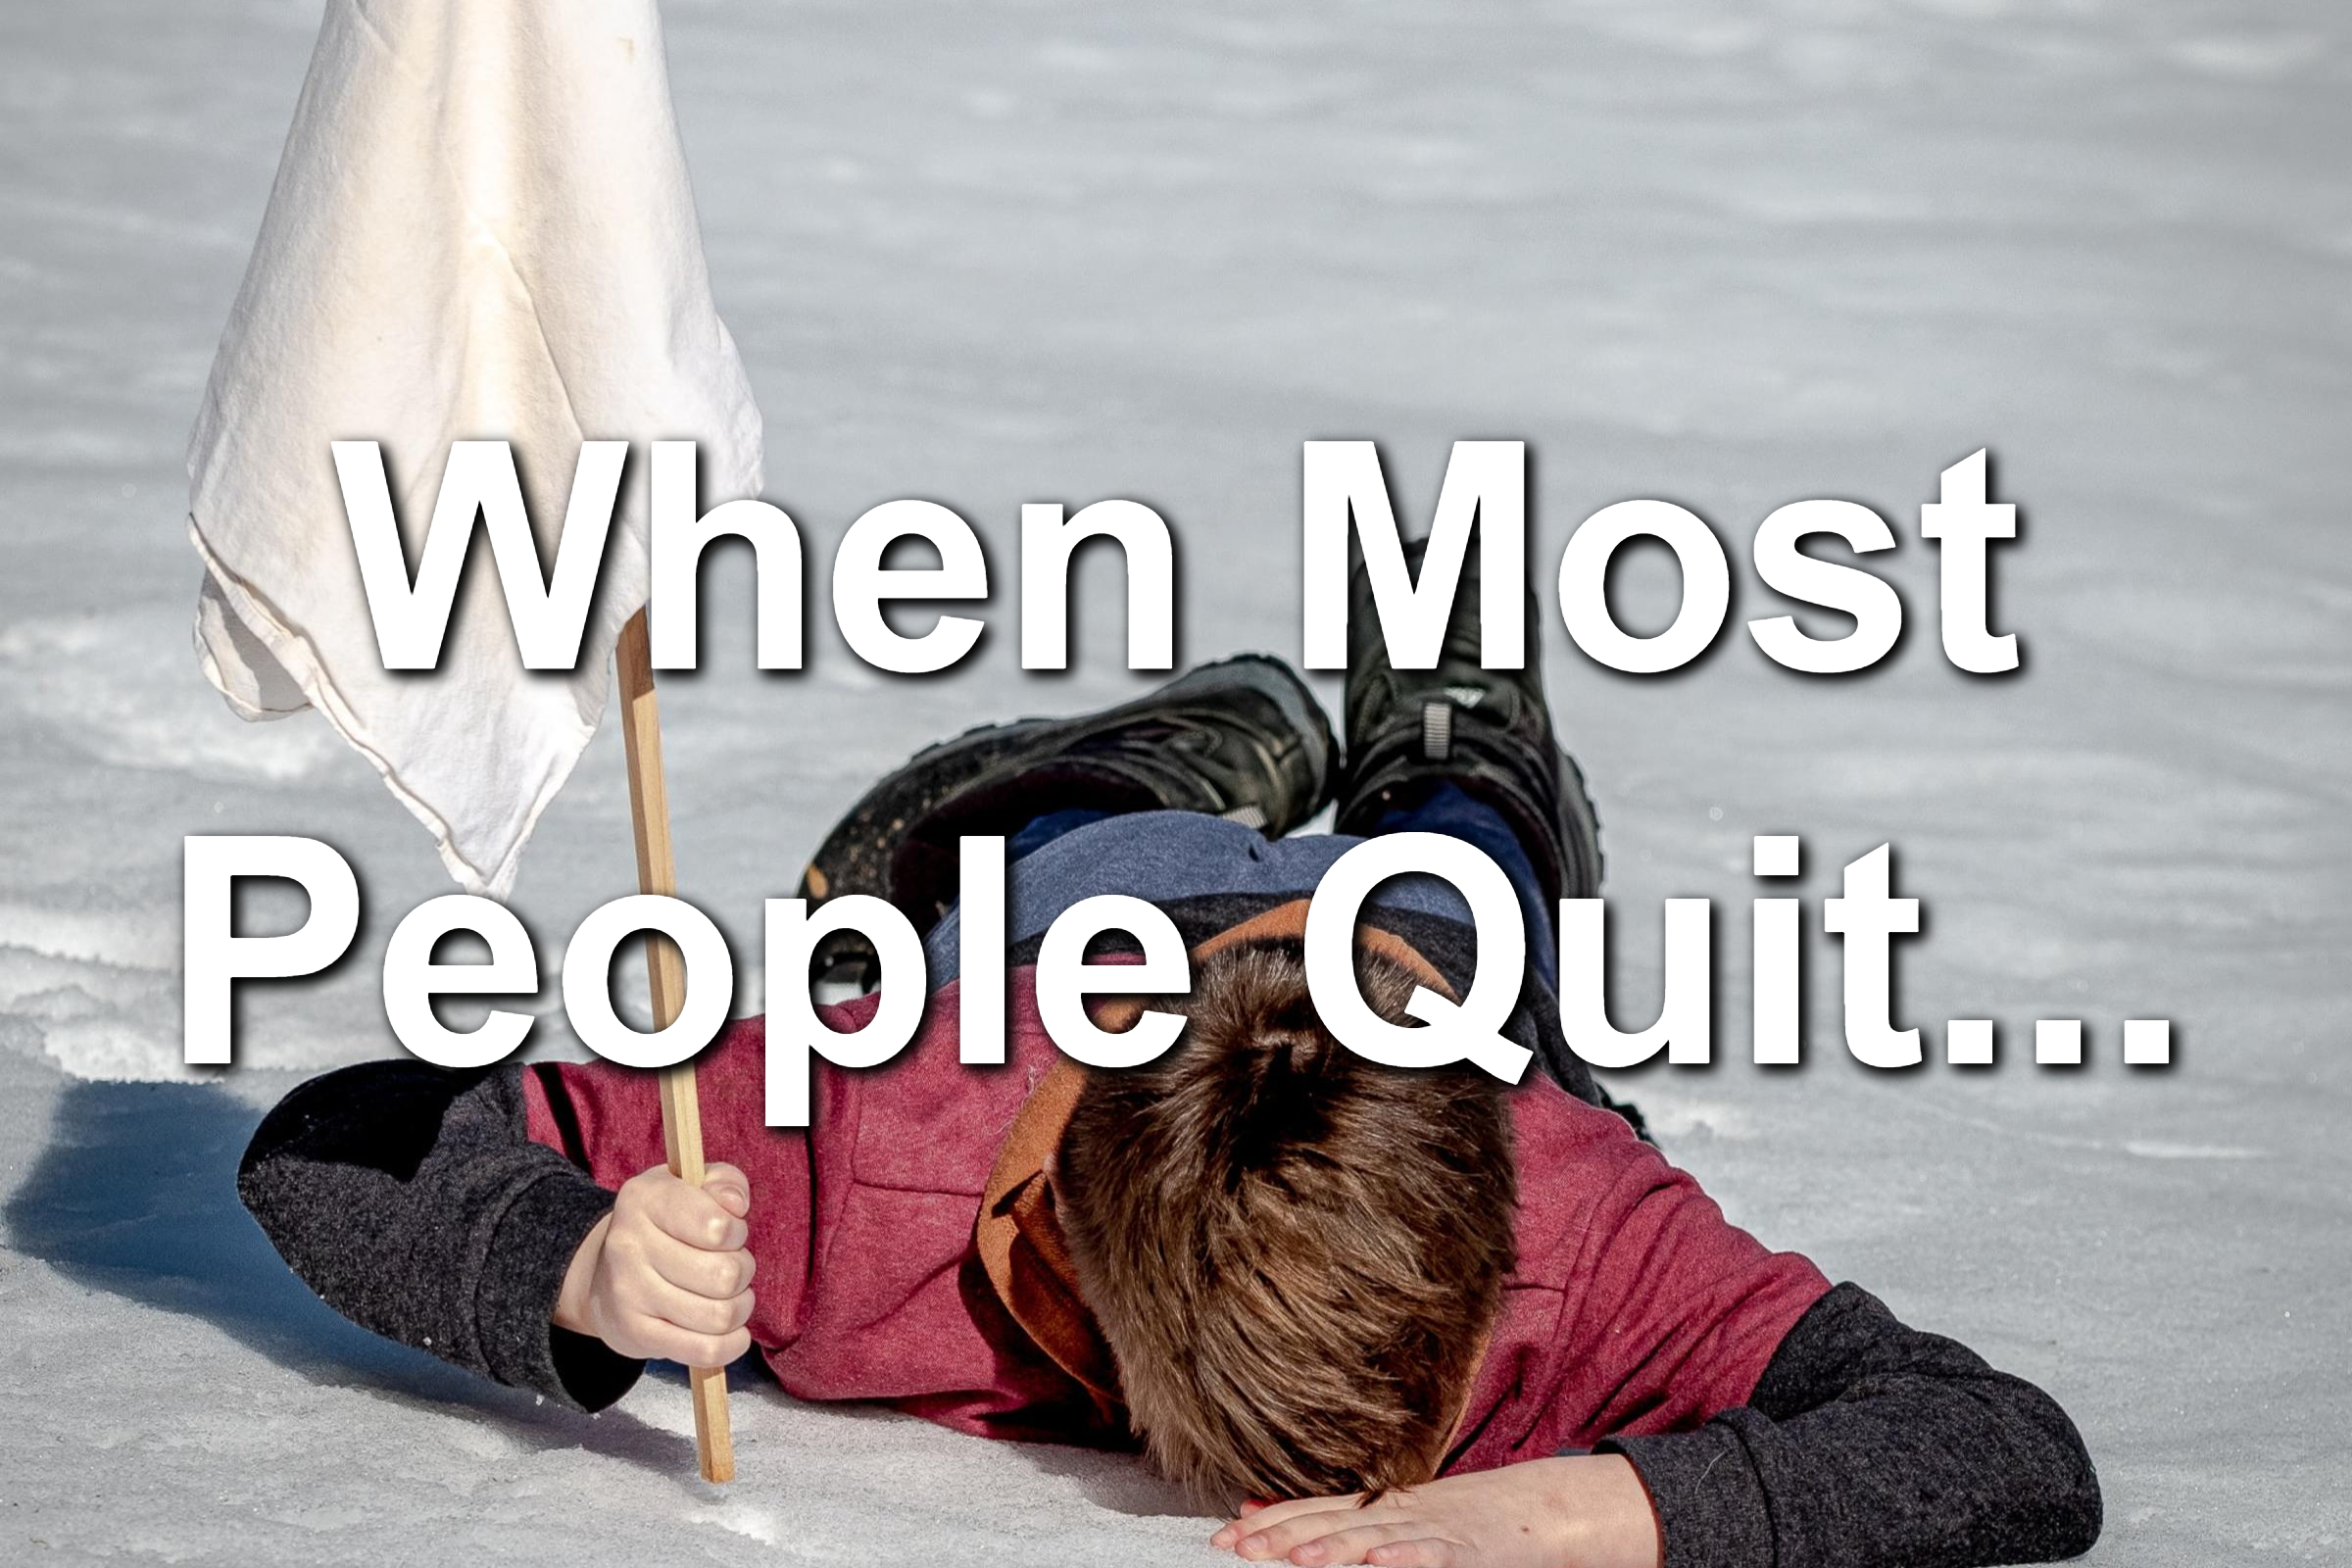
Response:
[522,955,1829,1472]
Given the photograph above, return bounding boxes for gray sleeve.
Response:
[1595,1283,2101,1568]
[236,1059,644,1411]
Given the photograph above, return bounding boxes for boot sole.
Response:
[798,655,1332,908]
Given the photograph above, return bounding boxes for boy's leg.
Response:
[800,655,1337,975]
[1336,537,1605,992]
[1339,545,1649,1132]
[1368,782,1558,990]
[1003,807,1113,861]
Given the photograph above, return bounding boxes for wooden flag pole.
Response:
[614,607,737,1484]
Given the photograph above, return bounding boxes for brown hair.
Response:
[1055,939,1517,1505]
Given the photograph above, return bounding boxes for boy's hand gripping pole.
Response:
[615,609,737,1483]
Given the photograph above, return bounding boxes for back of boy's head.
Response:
[1056,939,1517,1505]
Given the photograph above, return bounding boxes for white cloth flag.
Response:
[188,0,762,898]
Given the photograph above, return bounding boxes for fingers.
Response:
[622,1317,753,1370]
[594,1164,758,1367]
[636,1270,757,1338]
[625,1166,750,1251]
[599,1265,754,1365]
[703,1161,752,1217]
[593,1250,754,1365]
[1221,1515,1460,1568]
[611,1165,757,1298]
[1212,1496,1364,1556]
[1280,1523,1442,1565]
[604,1202,756,1300]
[642,1229,758,1299]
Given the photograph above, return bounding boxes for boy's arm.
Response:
[1221,1286,2102,1568]
[237,1059,643,1410]
[1594,1283,2103,1568]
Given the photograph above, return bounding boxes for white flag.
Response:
[188,0,762,898]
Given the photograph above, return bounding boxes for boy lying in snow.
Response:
[242,547,2101,1568]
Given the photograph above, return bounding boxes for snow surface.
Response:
[3,0,2349,1562]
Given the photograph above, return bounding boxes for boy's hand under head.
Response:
[1210,1455,1661,1568]
[554,1162,758,1367]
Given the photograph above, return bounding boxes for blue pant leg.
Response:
[1371,783,1556,990]
[1007,808,1115,862]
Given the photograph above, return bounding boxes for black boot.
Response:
[800,654,1338,953]
[1334,539,1602,908]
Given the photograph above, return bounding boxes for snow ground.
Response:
[3,0,2349,1561]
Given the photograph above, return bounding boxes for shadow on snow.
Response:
[2,1075,702,1479]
